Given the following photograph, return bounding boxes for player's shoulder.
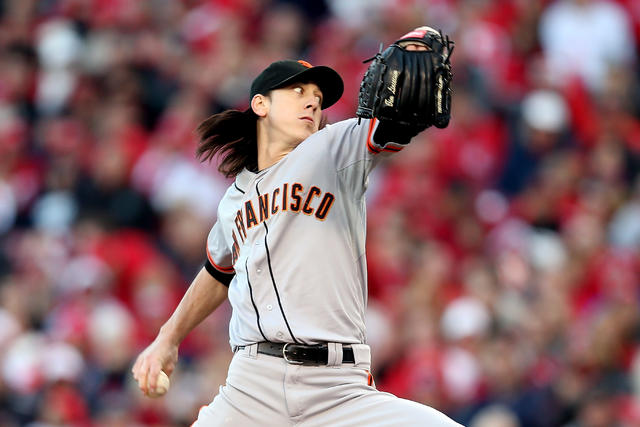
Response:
[305,117,367,144]
[323,117,361,133]
[213,179,245,222]
[229,169,253,197]
[217,176,246,207]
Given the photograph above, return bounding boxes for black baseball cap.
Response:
[249,60,344,109]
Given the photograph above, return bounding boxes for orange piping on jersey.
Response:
[383,145,403,153]
[315,192,335,220]
[302,186,321,215]
[271,188,280,215]
[367,370,374,387]
[206,249,234,273]
[365,119,381,154]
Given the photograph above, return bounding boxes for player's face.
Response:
[265,82,323,144]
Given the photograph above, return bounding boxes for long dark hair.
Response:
[195,109,258,178]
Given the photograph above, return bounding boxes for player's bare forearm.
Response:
[133,268,228,396]
[159,267,229,346]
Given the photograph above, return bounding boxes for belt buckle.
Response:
[282,343,304,365]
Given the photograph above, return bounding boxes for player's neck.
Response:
[256,128,299,171]
[256,140,294,171]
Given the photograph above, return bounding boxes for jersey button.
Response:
[257,268,262,274]
[276,332,284,339]
[266,304,273,311]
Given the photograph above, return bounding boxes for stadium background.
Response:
[1,0,640,426]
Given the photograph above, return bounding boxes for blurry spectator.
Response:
[499,89,572,196]
[35,19,83,115]
[609,177,640,248]
[430,86,508,190]
[469,404,521,427]
[158,205,212,280]
[563,388,622,427]
[539,0,636,94]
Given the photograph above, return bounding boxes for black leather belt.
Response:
[240,342,355,365]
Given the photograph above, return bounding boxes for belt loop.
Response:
[350,344,371,369]
[327,343,343,367]
[247,343,258,357]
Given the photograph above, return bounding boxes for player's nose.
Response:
[305,100,318,112]
[305,95,320,111]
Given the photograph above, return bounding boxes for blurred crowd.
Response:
[0,0,639,426]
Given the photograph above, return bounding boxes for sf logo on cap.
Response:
[297,60,312,68]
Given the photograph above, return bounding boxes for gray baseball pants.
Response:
[191,343,463,426]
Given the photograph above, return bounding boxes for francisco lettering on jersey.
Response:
[230,182,335,264]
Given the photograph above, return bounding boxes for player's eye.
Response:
[315,95,322,105]
[293,87,303,94]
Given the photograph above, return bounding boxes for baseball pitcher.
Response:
[132,26,461,426]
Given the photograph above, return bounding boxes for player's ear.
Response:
[251,94,269,117]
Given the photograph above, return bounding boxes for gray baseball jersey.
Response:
[206,117,405,349]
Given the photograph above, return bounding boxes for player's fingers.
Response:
[164,363,174,377]
[137,357,151,395]
[404,43,429,52]
[132,353,144,378]
[147,362,162,393]
[161,346,178,377]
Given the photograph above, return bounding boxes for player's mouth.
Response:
[300,116,314,124]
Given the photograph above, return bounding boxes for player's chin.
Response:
[297,127,316,141]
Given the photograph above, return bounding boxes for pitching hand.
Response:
[132,334,179,397]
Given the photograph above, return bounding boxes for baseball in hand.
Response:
[148,370,170,398]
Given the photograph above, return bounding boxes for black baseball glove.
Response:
[357,27,454,143]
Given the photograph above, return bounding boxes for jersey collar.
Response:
[235,168,257,193]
